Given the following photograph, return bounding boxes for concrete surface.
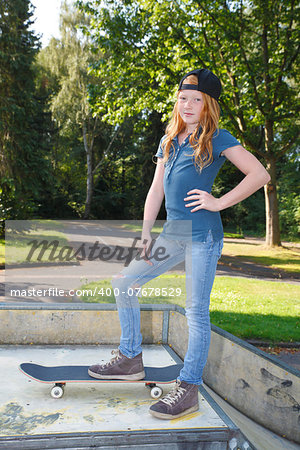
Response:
[0,345,227,438]
[1,344,298,449]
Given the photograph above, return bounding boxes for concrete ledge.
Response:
[0,302,183,311]
[0,308,164,345]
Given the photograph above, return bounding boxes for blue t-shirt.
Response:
[155,129,240,241]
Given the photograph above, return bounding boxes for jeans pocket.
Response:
[216,238,224,259]
[206,230,223,259]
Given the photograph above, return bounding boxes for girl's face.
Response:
[178,90,204,128]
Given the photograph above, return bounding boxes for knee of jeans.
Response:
[112,273,126,290]
[185,307,210,322]
[112,273,140,291]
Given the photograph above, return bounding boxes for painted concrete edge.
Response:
[164,345,237,432]
[0,428,231,449]
[210,323,300,378]
[0,303,178,312]
[171,307,300,378]
[164,344,256,450]
[199,386,257,450]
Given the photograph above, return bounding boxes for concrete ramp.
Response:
[2,302,298,448]
[0,345,250,449]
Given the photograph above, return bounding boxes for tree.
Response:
[277,150,300,239]
[78,0,299,245]
[0,0,52,231]
[37,1,113,219]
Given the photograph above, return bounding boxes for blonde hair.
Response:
[161,75,220,171]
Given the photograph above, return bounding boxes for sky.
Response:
[30,0,62,47]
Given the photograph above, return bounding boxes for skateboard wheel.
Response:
[150,386,163,399]
[51,385,64,399]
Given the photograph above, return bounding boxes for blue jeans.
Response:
[111,230,223,385]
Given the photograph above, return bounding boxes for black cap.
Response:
[178,68,222,101]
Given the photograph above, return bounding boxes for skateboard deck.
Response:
[19,363,183,399]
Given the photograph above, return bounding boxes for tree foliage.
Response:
[78,0,299,244]
[0,0,52,231]
[0,0,297,240]
[37,1,115,218]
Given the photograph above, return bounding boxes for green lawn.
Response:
[79,275,299,343]
[3,221,73,265]
[1,225,299,272]
[122,224,300,273]
[223,241,300,273]
[123,223,244,240]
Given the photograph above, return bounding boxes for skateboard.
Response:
[19,363,184,399]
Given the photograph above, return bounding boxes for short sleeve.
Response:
[154,136,166,159]
[212,129,240,160]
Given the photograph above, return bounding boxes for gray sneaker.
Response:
[88,349,145,380]
[149,380,199,419]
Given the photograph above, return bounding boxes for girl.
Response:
[89,68,270,419]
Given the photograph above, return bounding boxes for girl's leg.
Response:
[179,231,223,385]
[112,235,186,358]
[149,232,222,419]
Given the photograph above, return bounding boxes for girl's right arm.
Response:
[141,159,165,259]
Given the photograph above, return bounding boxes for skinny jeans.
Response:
[112,230,223,385]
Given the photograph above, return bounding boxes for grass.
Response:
[223,241,300,273]
[78,274,299,343]
[122,223,244,239]
[122,223,165,235]
[1,222,298,272]
[4,221,72,265]
[122,223,300,273]
[210,277,299,342]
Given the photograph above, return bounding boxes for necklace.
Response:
[179,132,190,145]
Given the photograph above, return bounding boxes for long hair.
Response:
[161,75,220,171]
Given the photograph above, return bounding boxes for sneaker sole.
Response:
[88,369,146,381]
[149,403,199,420]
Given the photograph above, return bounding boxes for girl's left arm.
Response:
[185,145,271,212]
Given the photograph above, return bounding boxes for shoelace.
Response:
[160,381,186,406]
[100,349,121,368]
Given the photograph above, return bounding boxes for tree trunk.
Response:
[83,122,93,219]
[264,157,281,246]
[263,118,281,246]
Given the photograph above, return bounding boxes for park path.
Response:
[0,220,299,303]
